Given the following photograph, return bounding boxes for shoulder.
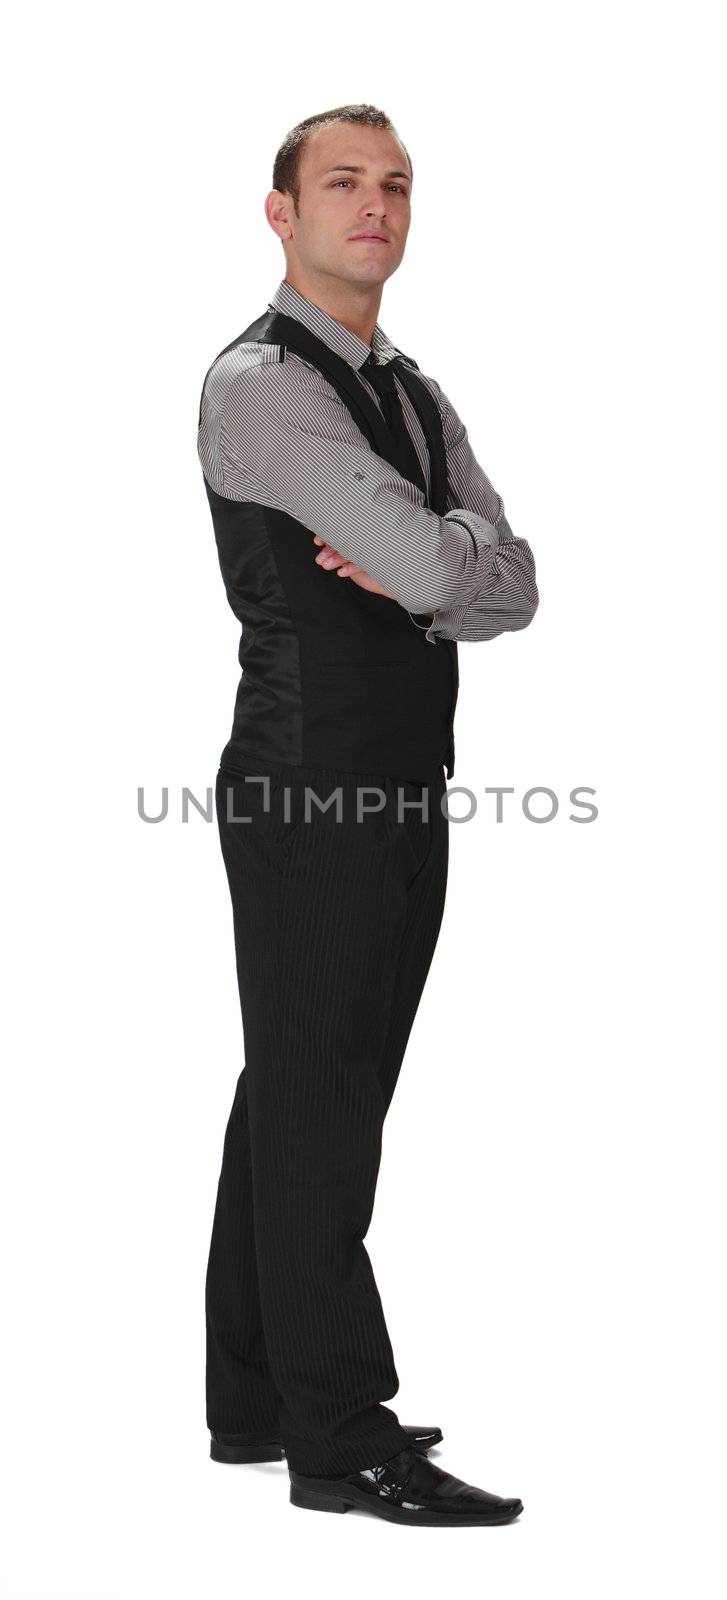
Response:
[390,349,461,449]
[390,343,441,404]
[199,335,283,422]
[199,333,355,425]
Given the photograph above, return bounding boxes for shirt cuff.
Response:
[423,514,501,640]
[424,605,470,642]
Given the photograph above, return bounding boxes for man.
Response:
[197,103,538,1527]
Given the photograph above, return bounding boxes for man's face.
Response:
[282,124,412,287]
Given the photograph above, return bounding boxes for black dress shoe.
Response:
[210,1423,442,1465]
[288,1445,523,1526]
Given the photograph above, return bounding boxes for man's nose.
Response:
[358,193,387,215]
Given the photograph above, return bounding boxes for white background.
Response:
[2,2,725,1596]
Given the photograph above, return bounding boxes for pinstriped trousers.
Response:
[206,759,449,1475]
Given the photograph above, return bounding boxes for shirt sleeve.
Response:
[198,358,538,642]
[411,374,540,642]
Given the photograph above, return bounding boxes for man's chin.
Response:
[340,256,402,286]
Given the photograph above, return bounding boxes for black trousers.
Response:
[206,758,449,1475]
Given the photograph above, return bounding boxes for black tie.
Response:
[360,352,428,498]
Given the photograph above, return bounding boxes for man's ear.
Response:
[264,188,291,244]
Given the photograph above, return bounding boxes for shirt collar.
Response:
[269,279,398,370]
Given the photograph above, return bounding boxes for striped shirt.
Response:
[197,278,538,643]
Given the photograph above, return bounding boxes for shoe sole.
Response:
[289,1480,524,1525]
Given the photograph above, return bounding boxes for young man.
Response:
[197,103,538,1527]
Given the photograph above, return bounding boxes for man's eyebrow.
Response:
[321,165,411,182]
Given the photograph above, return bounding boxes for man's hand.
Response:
[312,535,396,599]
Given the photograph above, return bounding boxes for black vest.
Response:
[201,309,459,780]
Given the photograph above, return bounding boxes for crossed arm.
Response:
[199,359,539,644]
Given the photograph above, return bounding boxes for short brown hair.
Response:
[272,103,413,214]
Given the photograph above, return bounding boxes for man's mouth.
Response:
[349,233,390,244]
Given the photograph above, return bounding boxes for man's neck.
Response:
[282,271,383,347]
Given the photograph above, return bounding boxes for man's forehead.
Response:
[306,126,409,176]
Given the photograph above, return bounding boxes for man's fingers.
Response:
[313,542,361,579]
[315,544,349,570]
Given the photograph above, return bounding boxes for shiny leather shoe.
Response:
[288,1445,523,1526]
[210,1423,442,1465]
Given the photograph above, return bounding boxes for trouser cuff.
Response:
[283,1413,413,1477]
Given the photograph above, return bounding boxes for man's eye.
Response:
[332,180,407,194]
